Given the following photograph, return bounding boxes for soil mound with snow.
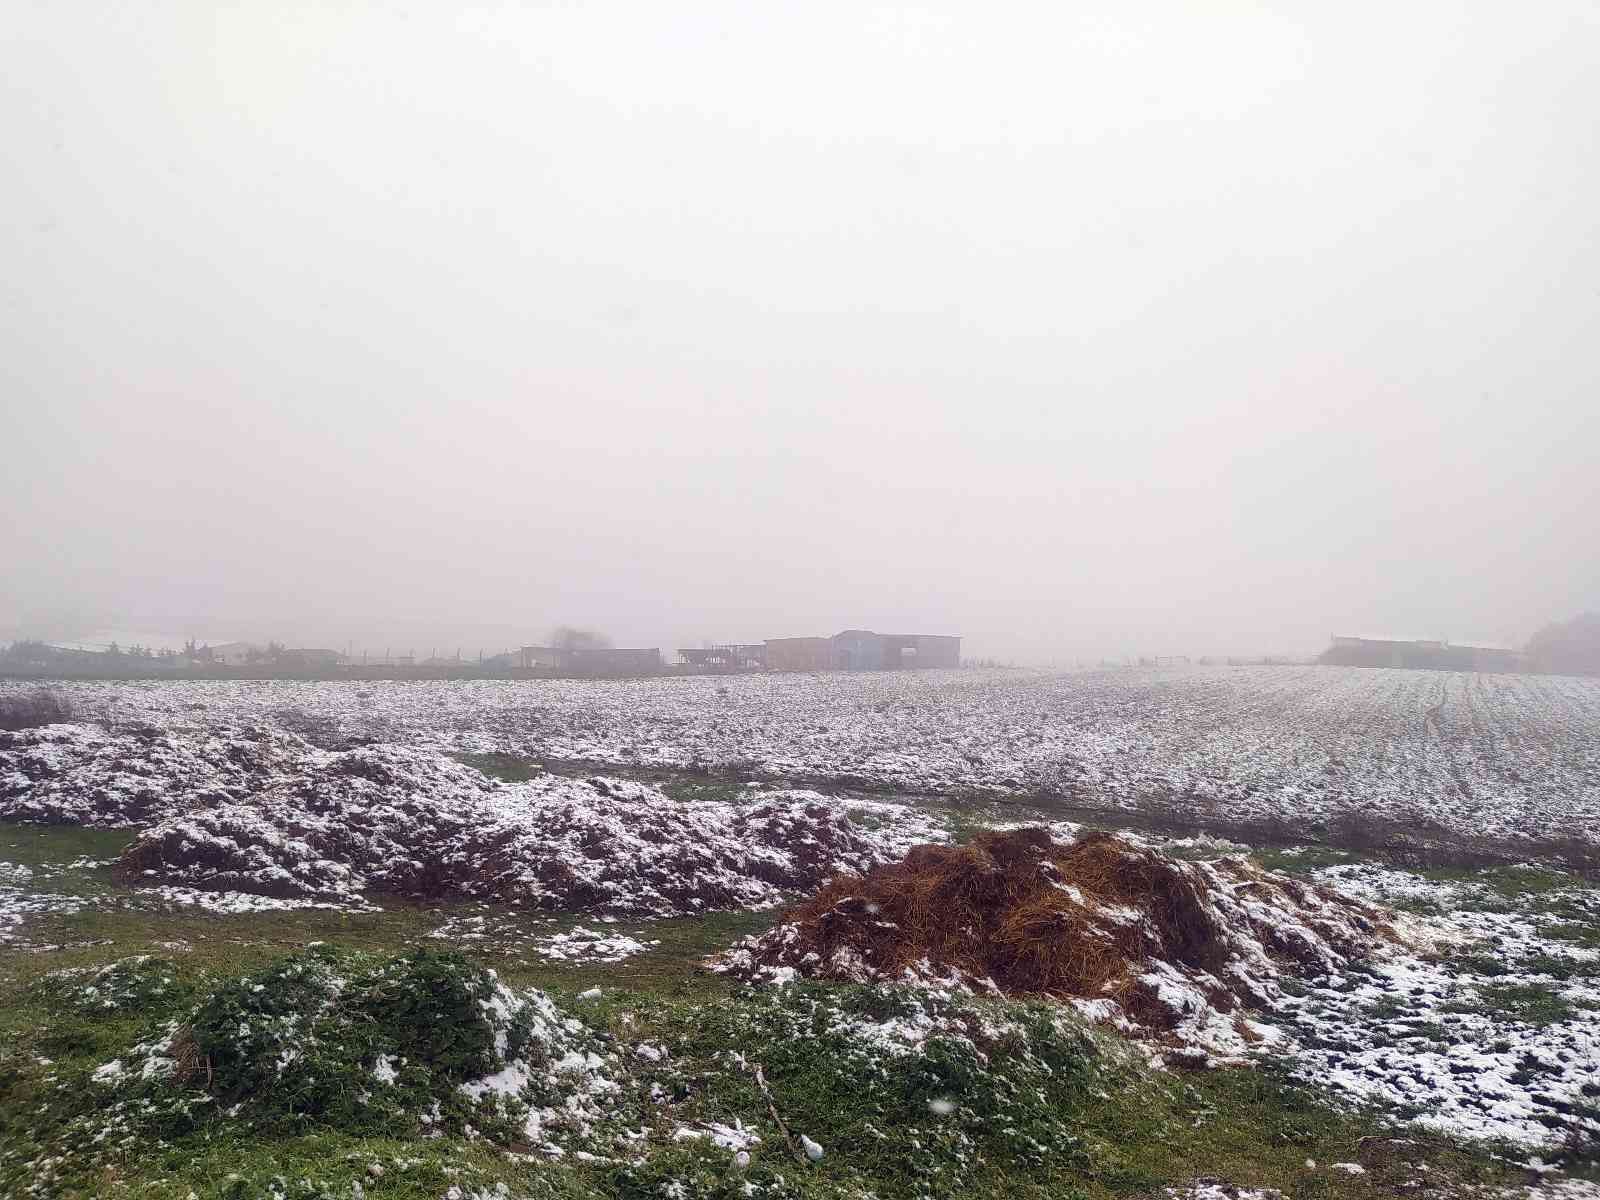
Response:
[713,827,1390,1060]
[78,947,616,1155]
[0,723,310,827]
[116,746,946,916]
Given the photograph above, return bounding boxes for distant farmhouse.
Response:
[763,630,961,672]
[1322,635,1526,673]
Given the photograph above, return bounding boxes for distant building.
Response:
[207,641,260,666]
[1324,635,1526,673]
[764,636,839,672]
[878,633,961,669]
[508,646,564,669]
[764,630,962,672]
[677,644,766,670]
[832,630,884,670]
[1452,643,1528,673]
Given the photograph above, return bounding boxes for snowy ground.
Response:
[6,665,1598,847]
[3,665,1600,1188]
[1272,861,1600,1147]
[0,851,376,951]
[0,862,86,945]
[426,913,661,965]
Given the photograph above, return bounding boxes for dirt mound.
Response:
[117,752,945,916]
[713,828,1390,1060]
[0,723,311,826]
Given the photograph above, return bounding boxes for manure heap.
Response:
[108,741,944,917]
[714,827,1391,1061]
[0,723,311,827]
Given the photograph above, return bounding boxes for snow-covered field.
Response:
[4,664,1600,1182]
[7,665,1597,846]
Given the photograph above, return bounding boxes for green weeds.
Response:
[455,752,545,783]
[1444,983,1578,1027]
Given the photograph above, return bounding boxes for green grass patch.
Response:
[36,954,188,1017]
[1442,952,1515,978]
[1421,865,1576,900]
[0,932,1534,1199]
[1444,983,1578,1027]
[0,824,136,871]
[455,752,546,783]
[0,823,135,900]
[1522,953,1600,981]
[660,778,751,806]
[1252,845,1370,875]
[1541,922,1600,949]
[1527,893,1600,926]
[942,803,1018,845]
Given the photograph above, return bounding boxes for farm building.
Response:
[677,644,766,670]
[879,633,962,669]
[764,630,962,672]
[508,646,565,670]
[1323,635,1527,673]
[764,637,837,672]
[832,630,885,670]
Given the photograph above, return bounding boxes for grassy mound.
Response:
[1,938,1537,1199]
[715,829,1389,1061]
[30,947,615,1176]
[44,954,183,1015]
[10,949,1126,1198]
[615,980,1111,1198]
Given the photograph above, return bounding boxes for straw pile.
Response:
[714,828,1390,1060]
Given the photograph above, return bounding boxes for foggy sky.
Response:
[4,2,1597,662]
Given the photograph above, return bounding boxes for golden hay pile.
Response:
[714,828,1391,1057]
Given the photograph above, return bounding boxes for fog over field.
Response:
[3,2,1597,659]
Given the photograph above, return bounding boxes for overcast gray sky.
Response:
[3,2,1597,661]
